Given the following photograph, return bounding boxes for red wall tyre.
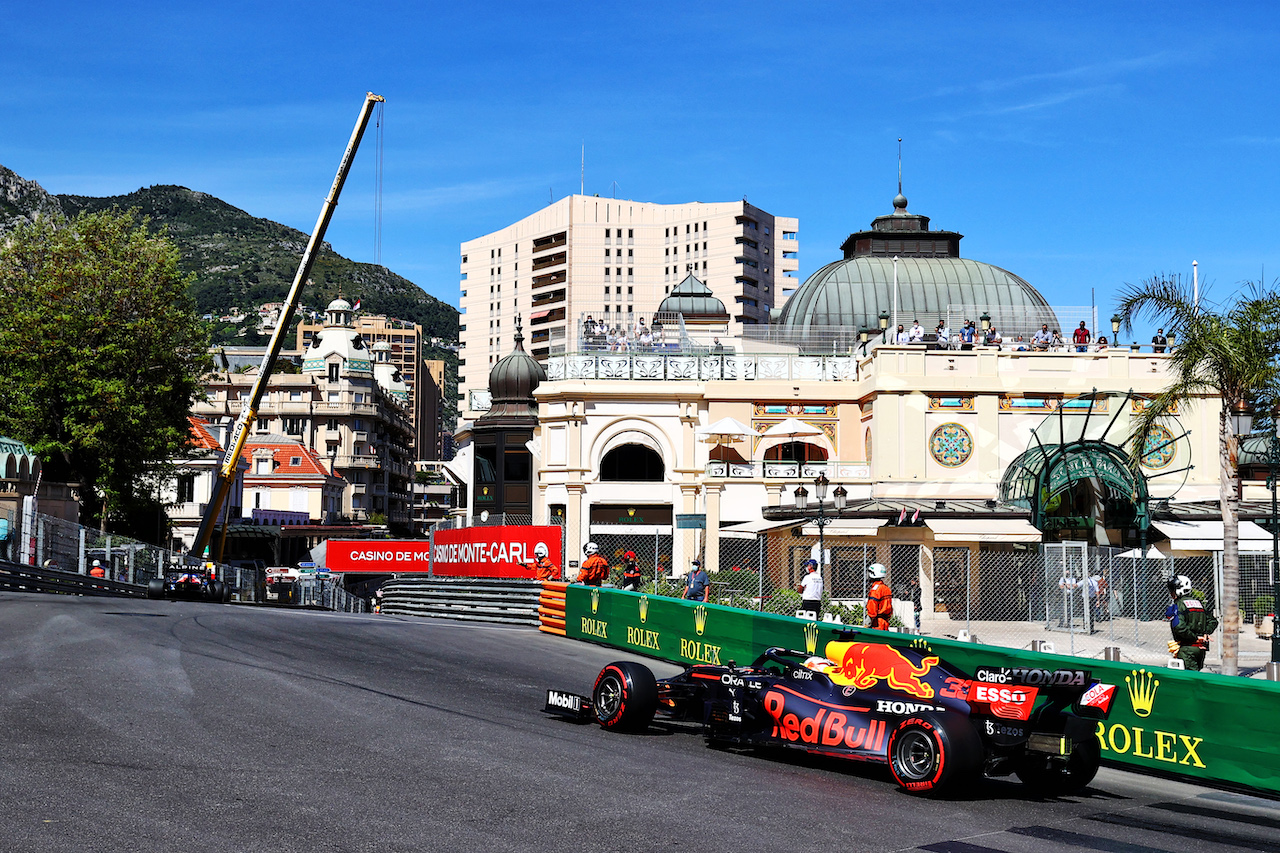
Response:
[887,714,980,794]
[592,661,658,732]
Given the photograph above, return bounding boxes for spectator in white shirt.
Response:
[909,320,925,342]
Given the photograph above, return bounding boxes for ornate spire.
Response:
[893,137,908,211]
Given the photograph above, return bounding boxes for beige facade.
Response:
[504,347,1226,575]
[296,314,443,460]
[458,195,798,409]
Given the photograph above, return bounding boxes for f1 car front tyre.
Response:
[887,714,981,794]
[146,580,165,600]
[1016,737,1101,797]
[592,661,658,732]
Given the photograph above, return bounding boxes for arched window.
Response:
[600,444,664,481]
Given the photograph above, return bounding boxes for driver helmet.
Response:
[804,655,836,673]
[624,550,637,561]
[868,563,887,580]
[584,542,599,556]
[1168,574,1192,597]
[534,542,549,559]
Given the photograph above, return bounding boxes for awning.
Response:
[800,518,886,538]
[529,309,552,320]
[719,519,803,539]
[926,518,1042,543]
[1153,519,1275,553]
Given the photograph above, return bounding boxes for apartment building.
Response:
[458,195,798,407]
[296,314,444,460]
[196,300,416,528]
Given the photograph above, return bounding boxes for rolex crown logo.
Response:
[590,588,600,614]
[1125,668,1159,718]
[638,595,649,623]
[694,604,708,636]
[910,637,932,653]
[803,621,819,654]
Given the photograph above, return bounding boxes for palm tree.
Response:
[1119,275,1280,676]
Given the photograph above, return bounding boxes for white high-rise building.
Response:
[458,195,798,407]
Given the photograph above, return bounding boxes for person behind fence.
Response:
[621,550,642,591]
[684,558,710,602]
[89,559,106,578]
[575,541,609,586]
[907,576,922,630]
[1166,574,1218,671]
[798,558,822,615]
[867,563,893,630]
[532,541,559,582]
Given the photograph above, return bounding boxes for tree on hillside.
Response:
[1119,274,1280,676]
[0,209,212,536]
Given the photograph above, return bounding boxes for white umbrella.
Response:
[697,416,758,462]
[761,417,824,439]
[1117,545,1165,560]
[696,417,759,443]
[762,417,825,463]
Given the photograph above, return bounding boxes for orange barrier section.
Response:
[539,581,568,634]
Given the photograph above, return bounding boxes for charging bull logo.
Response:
[825,641,938,699]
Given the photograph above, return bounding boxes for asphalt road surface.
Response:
[1,591,1276,853]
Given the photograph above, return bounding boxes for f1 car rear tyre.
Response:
[207,582,223,602]
[592,661,658,732]
[222,582,232,603]
[887,713,981,794]
[146,579,165,600]
[1016,737,1101,797]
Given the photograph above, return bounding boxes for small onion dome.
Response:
[479,321,545,423]
[656,273,728,320]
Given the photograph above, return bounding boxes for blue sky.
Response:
[4,2,1279,329]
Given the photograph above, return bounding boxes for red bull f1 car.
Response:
[544,637,1116,796]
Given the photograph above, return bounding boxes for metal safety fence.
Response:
[0,504,256,602]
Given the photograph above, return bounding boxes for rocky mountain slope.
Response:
[0,166,459,343]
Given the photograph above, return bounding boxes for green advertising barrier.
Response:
[566,585,1280,795]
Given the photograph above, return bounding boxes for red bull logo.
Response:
[763,688,888,751]
[826,641,938,699]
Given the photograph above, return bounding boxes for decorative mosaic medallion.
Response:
[929,422,973,467]
[1140,424,1176,470]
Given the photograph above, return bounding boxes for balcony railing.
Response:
[545,352,860,383]
[704,460,872,480]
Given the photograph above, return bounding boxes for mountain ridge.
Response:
[0,166,459,343]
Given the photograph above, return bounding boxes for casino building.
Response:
[455,191,1265,618]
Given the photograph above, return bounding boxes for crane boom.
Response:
[189,92,386,559]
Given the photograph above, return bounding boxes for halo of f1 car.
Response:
[146,561,232,603]
[545,635,1117,796]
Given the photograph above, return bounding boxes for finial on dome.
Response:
[893,137,908,211]
[515,315,524,344]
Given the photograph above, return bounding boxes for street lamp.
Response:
[1110,314,1122,348]
[879,311,890,343]
[980,312,992,333]
[859,328,869,356]
[1167,330,1177,350]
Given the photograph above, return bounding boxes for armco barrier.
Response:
[0,560,146,598]
[564,584,1280,796]
[380,577,541,626]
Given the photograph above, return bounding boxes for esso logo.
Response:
[973,685,1028,704]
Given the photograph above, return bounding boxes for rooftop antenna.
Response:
[581,143,585,196]
[897,137,903,196]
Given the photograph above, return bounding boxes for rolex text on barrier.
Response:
[564,585,1280,797]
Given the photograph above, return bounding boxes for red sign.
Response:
[431,526,563,579]
[324,527,564,578]
[327,540,433,573]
